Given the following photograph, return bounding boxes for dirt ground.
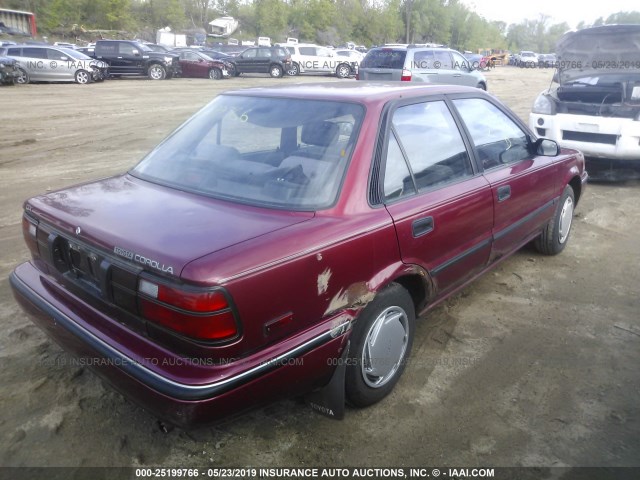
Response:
[0,68,639,470]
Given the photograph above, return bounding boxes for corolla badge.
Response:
[113,246,174,274]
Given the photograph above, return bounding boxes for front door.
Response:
[452,97,558,260]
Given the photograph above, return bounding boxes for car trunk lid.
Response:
[26,174,314,280]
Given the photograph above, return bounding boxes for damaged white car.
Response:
[529,25,640,177]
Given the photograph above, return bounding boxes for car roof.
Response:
[223,82,483,104]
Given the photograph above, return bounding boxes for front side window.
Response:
[382,100,473,200]
[131,96,363,210]
[453,98,531,169]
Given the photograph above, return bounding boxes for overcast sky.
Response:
[461,0,637,28]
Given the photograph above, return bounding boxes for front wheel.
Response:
[75,69,91,84]
[15,67,29,84]
[208,67,222,80]
[148,64,166,80]
[269,64,283,78]
[345,283,415,407]
[535,185,575,255]
[336,63,351,79]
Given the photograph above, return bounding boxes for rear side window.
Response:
[453,98,531,169]
[7,48,21,56]
[383,100,473,200]
[361,49,407,69]
[22,48,47,59]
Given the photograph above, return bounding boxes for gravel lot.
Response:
[0,68,638,470]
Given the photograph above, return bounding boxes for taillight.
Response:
[138,278,239,342]
[22,214,39,256]
[401,69,412,81]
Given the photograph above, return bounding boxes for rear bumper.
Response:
[10,261,350,427]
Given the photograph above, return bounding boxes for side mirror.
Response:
[132,49,140,56]
[534,138,560,157]
[198,58,204,62]
[60,56,68,61]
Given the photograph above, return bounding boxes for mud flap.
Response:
[305,341,350,420]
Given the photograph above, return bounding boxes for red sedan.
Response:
[176,49,231,80]
[10,83,587,426]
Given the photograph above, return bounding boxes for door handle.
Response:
[497,185,511,202]
[453,73,461,77]
[412,216,434,237]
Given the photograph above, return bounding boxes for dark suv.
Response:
[230,46,292,78]
[93,40,179,80]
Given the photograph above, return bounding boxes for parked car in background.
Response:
[230,46,292,77]
[518,51,538,67]
[530,24,640,179]
[280,43,354,78]
[175,49,231,79]
[92,40,179,80]
[0,45,108,84]
[0,55,20,84]
[538,53,557,68]
[358,45,487,89]
[334,48,363,75]
[463,53,489,71]
[10,83,586,427]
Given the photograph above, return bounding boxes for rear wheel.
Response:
[15,67,29,84]
[535,185,575,255]
[336,63,351,79]
[208,67,222,80]
[148,64,166,80]
[288,62,300,76]
[345,283,415,407]
[75,69,91,84]
[269,64,283,78]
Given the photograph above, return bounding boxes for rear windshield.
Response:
[361,49,406,69]
[131,95,364,210]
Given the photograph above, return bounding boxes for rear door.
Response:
[255,48,272,72]
[381,98,494,294]
[451,97,558,260]
[178,51,197,77]
[21,47,48,80]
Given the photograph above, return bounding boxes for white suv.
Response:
[279,43,354,78]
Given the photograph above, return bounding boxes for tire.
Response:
[208,67,222,80]
[288,62,300,76]
[336,63,351,79]
[148,64,166,80]
[75,69,91,84]
[345,283,415,407]
[535,185,575,255]
[269,64,283,78]
[15,67,29,84]
[476,82,487,90]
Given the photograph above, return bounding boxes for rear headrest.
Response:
[301,121,339,147]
